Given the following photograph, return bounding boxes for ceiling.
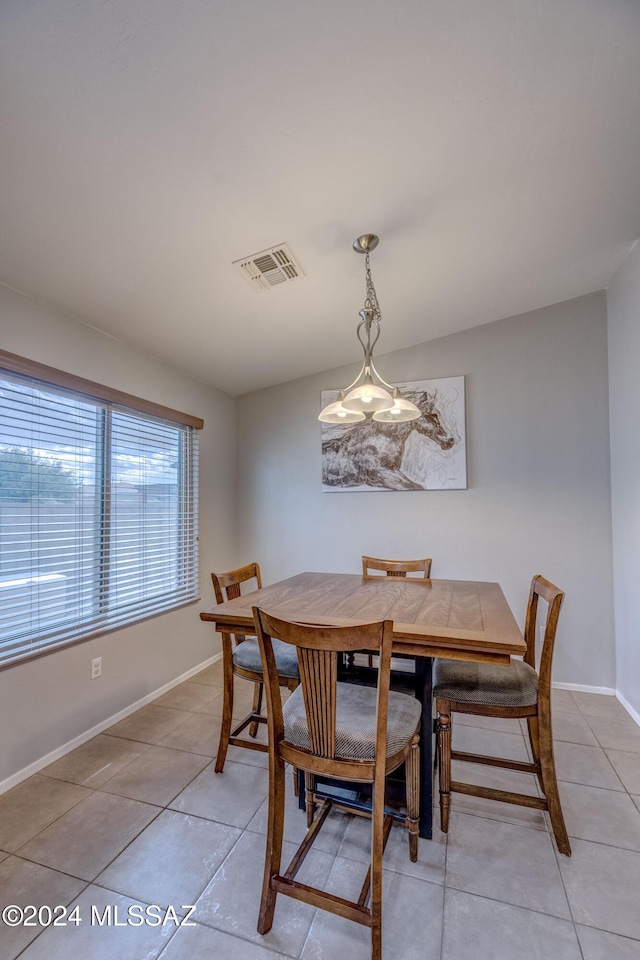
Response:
[1,0,639,396]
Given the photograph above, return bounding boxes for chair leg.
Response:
[304,771,317,827]
[249,682,264,738]
[215,636,234,773]
[372,907,382,960]
[527,715,544,792]
[406,734,420,862]
[537,709,571,856]
[436,700,452,833]
[370,767,386,960]
[432,715,440,770]
[258,755,286,935]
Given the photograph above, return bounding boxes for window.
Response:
[0,351,201,668]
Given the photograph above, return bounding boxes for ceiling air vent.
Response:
[233,243,304,291]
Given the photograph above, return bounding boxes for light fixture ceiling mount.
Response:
[318,234,421,425]
[352,233,379,255]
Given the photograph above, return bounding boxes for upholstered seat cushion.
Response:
[433,658,538,707]
[283,682,421,760]
[232,638,300,680]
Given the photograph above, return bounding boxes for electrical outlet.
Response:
[91,657,102,679]
[538,625,545,646]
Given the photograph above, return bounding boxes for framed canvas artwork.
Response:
[321,376,467,492]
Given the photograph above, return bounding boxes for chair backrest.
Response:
[253,607,393,770]
[362,555,432,578]
[212,562,262,644]
[523,574,564,695]
[211,562,262,604]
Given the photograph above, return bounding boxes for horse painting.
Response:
[321,379,466,491]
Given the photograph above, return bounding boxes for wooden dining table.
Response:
[200,571,525,839]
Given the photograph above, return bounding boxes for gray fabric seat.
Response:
[433,657,538,708]
[283,682,421,760]
[232,637,300,680]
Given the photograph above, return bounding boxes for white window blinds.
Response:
[0,365,199,667]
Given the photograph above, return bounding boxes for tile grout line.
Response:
[90,816,247,927]
[557,773,626,793]
[556,688,583,888]
[7,664,640,957]
[91,747,213,808]
[12,798,165,886]
[547,781,589,960]
[9,876,92,960]
[584,714,640,763]
[443,880,584,930]
[191,822,316,960]
[439,811,449,960]
[40,741,155,791]
[7,777,99,857]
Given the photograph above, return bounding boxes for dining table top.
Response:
[199,571,525,663]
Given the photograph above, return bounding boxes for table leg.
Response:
[413,657,433,840]
[298,658,434,838]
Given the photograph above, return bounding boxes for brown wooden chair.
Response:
[434,574,570,855]
[211,563,299,773]
[361,555,432,579]
[360,556,432,667]
[253,608,421,960]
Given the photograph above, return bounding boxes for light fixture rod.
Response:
[318,233,421,424]
[339,311,397,398]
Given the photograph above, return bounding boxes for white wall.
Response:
[0,282,621,784]
[0,284,237,784]
[237,292,614,689]
[608,242,640,719]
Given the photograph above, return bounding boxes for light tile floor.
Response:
[1,665,640,959]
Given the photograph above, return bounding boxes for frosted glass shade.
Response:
[373,398,422,422]
[342,384,394,412]
[318,401,366,424]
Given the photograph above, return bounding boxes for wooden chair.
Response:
[211,563,299,773]
[253,608,421,960]
[360,556,432,667]
[361,556,432,579]
[434,574,570,855]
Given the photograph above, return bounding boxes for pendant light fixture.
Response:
[318,234,421,424]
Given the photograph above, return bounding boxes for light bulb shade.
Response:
[318,400,366,424]
[342,384,394,412]
[373,398,422,422]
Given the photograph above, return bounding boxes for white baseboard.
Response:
[3,656,636,797]
[616,690,640,727]
[0,651,223,797]
[552,681,616,695]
